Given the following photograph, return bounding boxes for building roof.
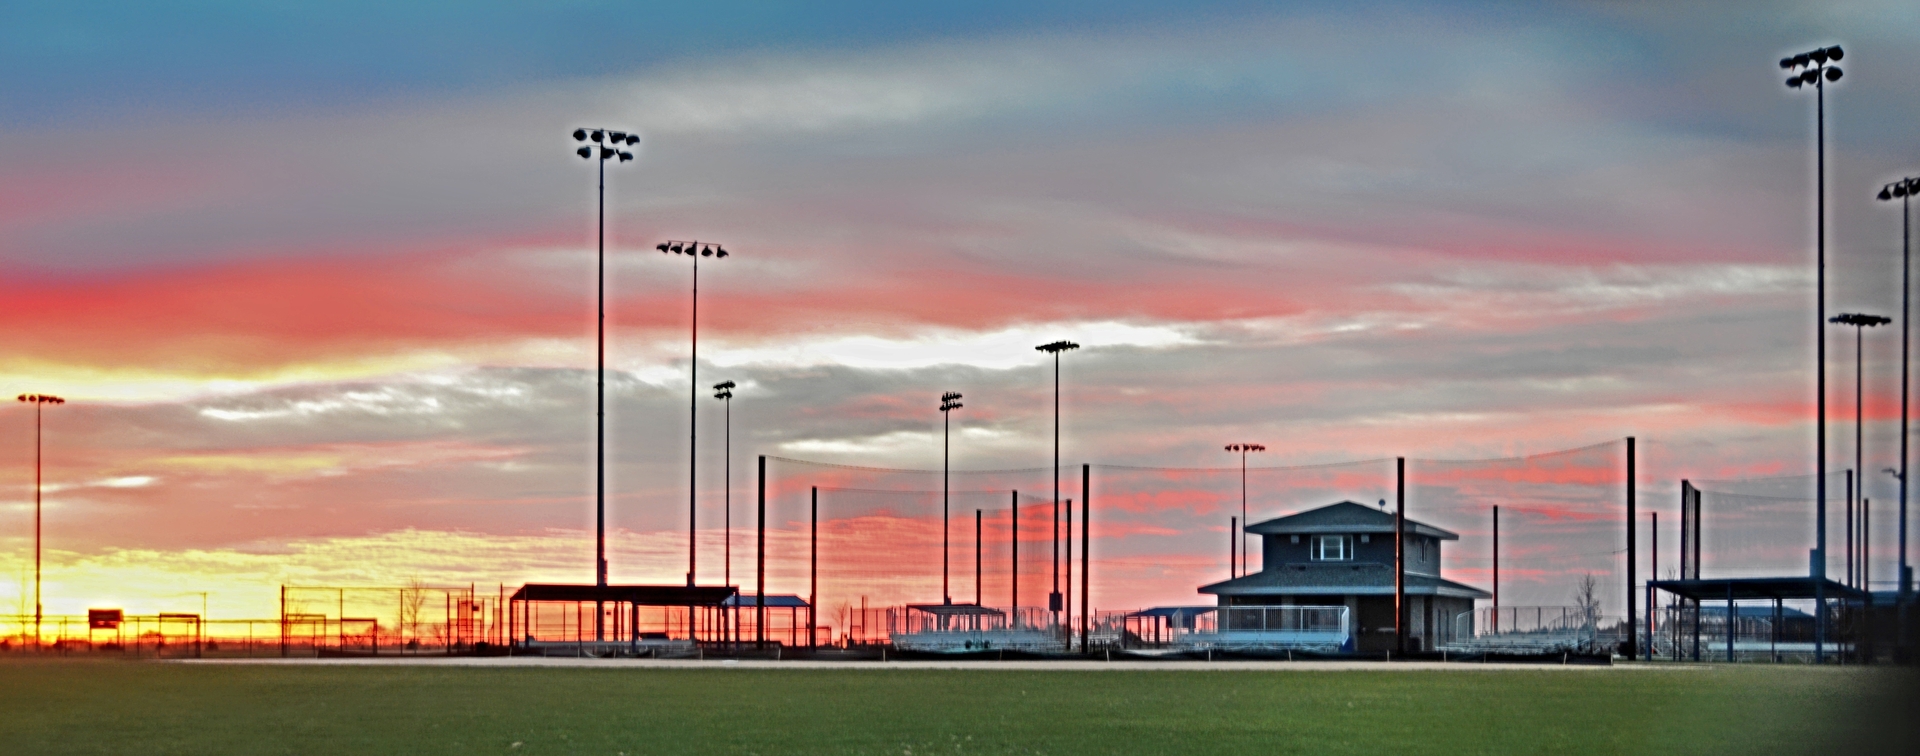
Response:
[721,593,811,608]
[509,583,738,606]
[1124,606,1218,619]
[905,603,1005,617]
[1650,576,1866,602]
[1198,561,1490,599]
[1246,500,1459,540]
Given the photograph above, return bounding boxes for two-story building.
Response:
[1198,500,1489,652]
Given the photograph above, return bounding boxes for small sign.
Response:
[88,609,123,630]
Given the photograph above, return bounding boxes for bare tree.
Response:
[1573,573,1602,628]
[400,578,428,649]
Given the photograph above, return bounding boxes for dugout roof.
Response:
[509,583,737,606]
[1650,576,1866,602]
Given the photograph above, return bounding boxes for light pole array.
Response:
[1880,176,1919,601]
[1782,43,1842,662]
[658,239,729,587]
[571,128,637,605]
[940,391,963,605]
[1832,312,1888,590]
[1035,339,1078,626]
[1224,443,1265,578]
[17,393,63,649]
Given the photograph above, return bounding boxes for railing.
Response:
[1442,606,1600,654]
[1175,605,1350,652]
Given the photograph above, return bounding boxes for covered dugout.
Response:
[508,584,736,656]
[1651,576,1867,663]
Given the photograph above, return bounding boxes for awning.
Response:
[903,603,1005,617]
[508,583,738,606]
[1650,576,1867,602]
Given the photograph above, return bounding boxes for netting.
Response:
[762,459,1070,642]
[763,442,1632,647]
[1692,472,1848,581]
[1406,441,1628,617]
[1087,459,1396,610]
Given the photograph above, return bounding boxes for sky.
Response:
[4,1,1920,625]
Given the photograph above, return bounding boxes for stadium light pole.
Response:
[1833,312,1889,589]
[17,394,63,649]
[1880,176,1919,604]
[1036,340,1079,628]
[659,240,730,587]
[1774,41,1835,660]
[571,127,637,618]
[939,391,964,605]
[1224,444,1266,577]
[714,382,735,590]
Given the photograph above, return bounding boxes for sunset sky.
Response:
[5,2,1920,622]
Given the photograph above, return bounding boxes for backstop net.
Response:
[763,458,1065,643]
[1086,459,1396,611]
[1691,472,1851,582]
[1407,440,1630,643]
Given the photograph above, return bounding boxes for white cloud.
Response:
[707,320,1199,371]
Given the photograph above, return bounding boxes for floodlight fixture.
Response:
[1831,312,1891,328]
[1781,43,1846,659]
[1224,443,1267,577]
[940,390,965,605]
[713,380,739,614]
[660,239,732,587]
[568,126,641,632]
[1034,338,1080,623]
[17,393,64,649]
[1833,311,1889,590]
[1881,175,1920,601]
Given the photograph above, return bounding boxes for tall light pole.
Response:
[1782,43,1842,662]
[658,240,729,587]
[17,393,63,649]
[714,381,736,590]
[1880,176,1918,603]
[1833,312,1888,589]
[939,391,963,605]
[1224,443,1265,577]
[571,128,636,605]
[1035,339,1078,627]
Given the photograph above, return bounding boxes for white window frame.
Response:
[1312,535,1351,561]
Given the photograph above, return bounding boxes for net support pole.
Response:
[1081,463,1091,653]
[1396,457,1406,656]
[1627,436,1637,661]
[1650,512,1658,658]
[756,455,766,649]
[1011,490,1019,628]
[1492,506,1499,611]
[809,486,817,651]
[975,509,983,609]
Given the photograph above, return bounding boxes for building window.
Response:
[1312,535,1351,561]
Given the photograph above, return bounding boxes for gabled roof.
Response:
[1197,562,1489,599]
[1246,500,1458,540]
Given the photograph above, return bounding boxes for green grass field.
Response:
[0,660,1906,755]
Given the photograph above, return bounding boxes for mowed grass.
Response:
[0,660,1904,755]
